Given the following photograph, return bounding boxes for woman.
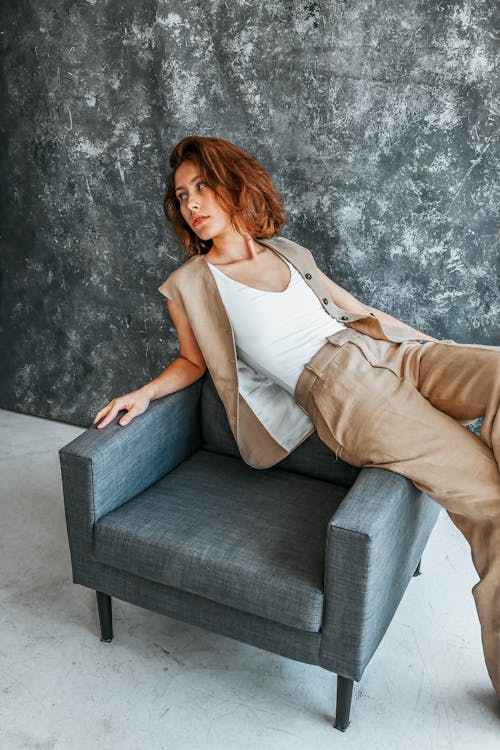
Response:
[93,135,500,700]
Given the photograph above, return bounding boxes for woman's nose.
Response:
[186,193,200,211]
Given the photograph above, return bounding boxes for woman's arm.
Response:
[317,269,439,342]
[93,298,206,429]
[142,298,207,400]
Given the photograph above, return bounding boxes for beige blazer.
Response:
[158,235,427,469]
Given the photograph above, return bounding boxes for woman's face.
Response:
[174,160,232,240]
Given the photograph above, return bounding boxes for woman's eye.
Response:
[177,183,205,202]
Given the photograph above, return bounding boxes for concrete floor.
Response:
[1,408,499,750]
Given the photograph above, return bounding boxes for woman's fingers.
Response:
[94,401,120,429]
[118,392,151,425]
[93,406,109,425]
[93,391,151,429]
[118,406,138,426]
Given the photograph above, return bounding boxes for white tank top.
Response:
[206,257,346,395]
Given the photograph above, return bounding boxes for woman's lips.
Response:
[193,216,208,228]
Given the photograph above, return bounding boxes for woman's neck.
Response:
[205,234,265,265]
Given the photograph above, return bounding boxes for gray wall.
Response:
[1,0,498,426]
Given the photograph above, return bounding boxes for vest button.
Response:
[323,298,328,304]
[305,273,312,279]
[341,316,348,321]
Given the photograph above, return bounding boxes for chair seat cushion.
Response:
[93,449,347,632]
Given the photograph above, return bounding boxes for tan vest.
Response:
[158,235,426,469]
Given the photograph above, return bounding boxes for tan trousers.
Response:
[294,327,500,697]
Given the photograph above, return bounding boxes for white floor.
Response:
[1,408,499,750]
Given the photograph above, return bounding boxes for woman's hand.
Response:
[93,387,152,429]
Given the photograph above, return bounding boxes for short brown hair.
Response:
[163,135,287,257]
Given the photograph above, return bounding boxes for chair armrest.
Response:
[59,381,202,550]
[319,467,440,680]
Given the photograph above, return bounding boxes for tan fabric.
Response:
[295,328,500,697]
[158,235,429,469]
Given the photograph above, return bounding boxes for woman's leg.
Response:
[399,339,500,697]
[299,335,500,696]
[401,338,500,469]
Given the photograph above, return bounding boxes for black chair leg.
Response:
[334,675,354,731]
[413,558,422,576]
[96,591,114,642]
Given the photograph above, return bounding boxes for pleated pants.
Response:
[294,326,500,697]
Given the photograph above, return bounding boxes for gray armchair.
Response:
[59,374,439,731]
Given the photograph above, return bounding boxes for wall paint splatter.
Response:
[1,0,498,427]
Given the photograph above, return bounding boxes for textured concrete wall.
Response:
[1,1,498,425]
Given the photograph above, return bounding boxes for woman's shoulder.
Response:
[264,234,316,263]
[158,252,202,301]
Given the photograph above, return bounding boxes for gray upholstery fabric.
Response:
[200,374,361,487]
[60,381,202,572]
[200,374,241,459]
[319,467,440,680]
[59,377,440,683]
[93,449,347,632]
[72,561,323,667]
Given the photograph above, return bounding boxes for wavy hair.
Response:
[163,135,287,257]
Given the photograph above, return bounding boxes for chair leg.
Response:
[96,591,114,642]
[334,675,354,731]
[413,558,422,576]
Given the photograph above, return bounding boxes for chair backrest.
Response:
[200,374,360,487]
